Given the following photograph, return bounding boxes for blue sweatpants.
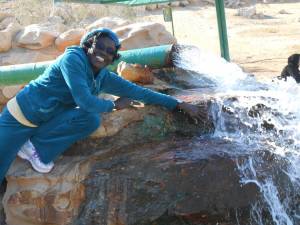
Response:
[0,107,100,185]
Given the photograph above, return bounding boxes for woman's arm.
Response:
[101,72,178,110]
[60,52,115,113]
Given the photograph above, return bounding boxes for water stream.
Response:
[173,46,300,225]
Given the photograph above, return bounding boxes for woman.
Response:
[0,28,203,185]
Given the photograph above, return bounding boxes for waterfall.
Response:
[173,46,300,225]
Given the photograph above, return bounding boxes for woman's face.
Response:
[88,36,117,73]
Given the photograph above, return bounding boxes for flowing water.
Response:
[173,46,300,225]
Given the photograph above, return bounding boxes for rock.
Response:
[0,12,12,22]
[145,4,158,11]
[0,47,61,66]
[179,0,190,7]
[117,61,154,84]
[16,23,66,50]
[50,3,73,25]
[114,22,176,50]
[187,0,198,3]
[0,17,16,30]
[47,15,65,25]
[3,103,212,225]
[278,9,290,14]
[86,17,130,32]
[3,157,88,225]
[55,28,85,52]
[2,85,24,99]
[4,137,262,225]
[237,6,256,18]
[0,22,22,53]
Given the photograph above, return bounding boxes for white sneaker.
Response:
[18,141,54,173]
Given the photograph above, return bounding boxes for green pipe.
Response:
[215,0,230,61]
[0,45,174,86]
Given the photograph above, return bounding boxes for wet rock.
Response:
[72,139,259,225]
[3,104,212,225]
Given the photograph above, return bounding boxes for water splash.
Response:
[173,46,300,225]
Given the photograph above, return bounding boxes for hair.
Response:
[81,29,121,62]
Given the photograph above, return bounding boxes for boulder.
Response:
[114,22,176,50]
[0,85,24,107]
[0,12,12,22]
[85,17,130,32]
[0,22,22,53]
[55,28,85,52]
[117,61,154,84]
[3,103,212,225]
[16,23,66,50]
[0,17,16,30]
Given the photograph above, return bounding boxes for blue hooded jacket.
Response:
[16,46,179,126]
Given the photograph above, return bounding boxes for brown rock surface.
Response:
[0,22,22,53]
[16,23,66,50]
[117,61,154,84]
[3,103,212,225]
[55,28,85,52]
[114,22,177,50]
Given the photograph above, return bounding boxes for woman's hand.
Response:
[114,97,133,110]
[176,102,208,122]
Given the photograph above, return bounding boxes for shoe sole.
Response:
[17,152,53,174]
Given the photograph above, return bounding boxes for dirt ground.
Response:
[144,2,300,81]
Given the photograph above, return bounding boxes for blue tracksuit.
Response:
[0,46,179,184]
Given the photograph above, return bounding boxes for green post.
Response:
[163,4,175,37]
[215,0,230,61]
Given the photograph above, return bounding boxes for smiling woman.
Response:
[0,27,204,187]
[80,29,121,74]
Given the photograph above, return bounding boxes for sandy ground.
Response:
[142,2,300,81]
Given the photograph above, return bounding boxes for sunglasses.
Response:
[95,41,116,56]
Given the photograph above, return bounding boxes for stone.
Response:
[114,22,176,50]
[237,6,256,18]
[55,28,85,52]
[3,103,211,225]
[0,12,12,22]
[16,23,66,50]
[0,22,22,53]
[2,85,24,99]
[0,17,16,30]
[117,61,154,84]
[86,17,130,32]
[3,157,88,225]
